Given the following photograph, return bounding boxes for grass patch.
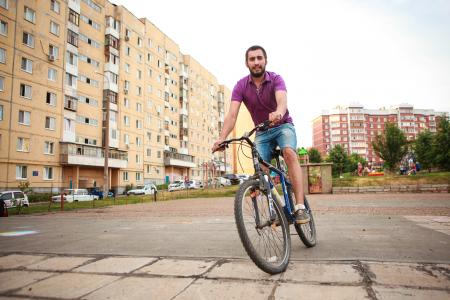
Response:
[333,171,450,187]
[7,185,240,216]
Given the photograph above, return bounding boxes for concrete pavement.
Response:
[0,253,449,299]
[0,193,449,299]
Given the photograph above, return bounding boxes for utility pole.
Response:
[97,72,110,198]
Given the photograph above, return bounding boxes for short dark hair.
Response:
[245,45,267,61]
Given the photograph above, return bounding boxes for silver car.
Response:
[0,191,30,208]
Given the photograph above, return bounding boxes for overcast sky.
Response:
[112,0,450,147]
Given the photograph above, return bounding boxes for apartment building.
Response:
[0,0,231,193]
[312,103,448,163]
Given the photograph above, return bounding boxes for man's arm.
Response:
[212,101,241,151]
[268,90,287,124]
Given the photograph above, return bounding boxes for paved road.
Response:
[0,193,449,299]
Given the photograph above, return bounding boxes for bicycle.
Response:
[214,121,317,274]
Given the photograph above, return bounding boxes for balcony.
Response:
[64,97,77,111]
[164,151,195,168]
[60,143,128,168]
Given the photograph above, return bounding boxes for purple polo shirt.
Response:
[231,71,293,126]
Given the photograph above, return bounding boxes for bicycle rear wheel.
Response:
[294,197,317,247]
[234,179,291,274]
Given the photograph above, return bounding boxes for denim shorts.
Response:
[255,123,297,162]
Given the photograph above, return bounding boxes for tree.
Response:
[414,130,435,172]
[326,144,348,176]
[346,153,367,173]
[372,122,408,172]
[308,147,322,163]
[433,118,450,170]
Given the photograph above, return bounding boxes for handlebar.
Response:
[213,120,271,153]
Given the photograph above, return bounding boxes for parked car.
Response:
[52,189,99,203]
[0,191,29,208]
[222,174,241,185]
[126,184,157,195]
[87,187,114,199]
[168,181,186,192]
[186,180,203,189]
[215,177,231,186]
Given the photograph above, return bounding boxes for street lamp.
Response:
[96,71,110,198]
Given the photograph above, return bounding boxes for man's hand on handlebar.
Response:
[268,111,283,126]
[212,139,225,153]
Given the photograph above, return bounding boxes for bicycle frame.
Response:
[219,122,297,225]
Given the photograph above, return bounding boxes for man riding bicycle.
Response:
[212,45,310,224]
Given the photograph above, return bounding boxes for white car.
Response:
[0,191,30,208]
[168,181,185,192]
[52,189,99,203]
[216,177,231,186]
[126,184,157,195]
[186,180,203,189]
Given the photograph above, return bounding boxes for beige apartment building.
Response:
[0,0,232,194]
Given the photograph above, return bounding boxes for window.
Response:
[16,165,27,179]
[124,134,129,145]
[16,137,30,152]
[136,103,142,112]
[45,116,56,130]
[67,30,78,46]
[44,167,53,180]
[136,172,141,181]
[0,0,8,9]
[18,110,31,125]
[50,21,60,36]
[123,171,128,181]
[0,20,7,36]
[44,141,54,154]
[126,46,130,56]
[147,148,151,157]
[136,137,141,146]
[65,73,77,88]
[24,7,36,23]
[48,68,57,81]
[137,69,141,79]
[20,84,32,99]
[136,119,142,129]
[68,9,79,26]
[21,57,32,73]
[0,48,5,63]
[124,116,130,127]
[0,76,4,91]
[137,37,142,47]
[124,98,129,108]
[49,44,59,59]
[67,51,77,66]
[46,92,56,106]
[0,104,3,120]
[50,0,60,13]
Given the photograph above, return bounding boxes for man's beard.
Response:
[249,66,265,78]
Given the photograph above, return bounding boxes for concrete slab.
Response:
[135,258,216,277]
[206,260,281,281]
[366,262,450,289]
[0,297,33,300]
[74,256,156,274]
[176,278,275,300]
[0,254,47,269]
[373,286,450,300]
[283,262,363,283]
[83,277,193,300]
[14,273,119,299]
[275,283,370,300]
[26,256,95,271]
[0,271,53,293]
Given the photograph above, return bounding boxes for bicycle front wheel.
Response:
[294,196,317,247]
[234,179,291,274]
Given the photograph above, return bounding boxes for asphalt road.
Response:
[1,193,449,263]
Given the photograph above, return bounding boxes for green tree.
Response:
[372,122,408,172]
[346,153,367,174]
[414,130,435,172]
[308,147,322,163]
[433,118,450,170]
[326,144,348,176]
